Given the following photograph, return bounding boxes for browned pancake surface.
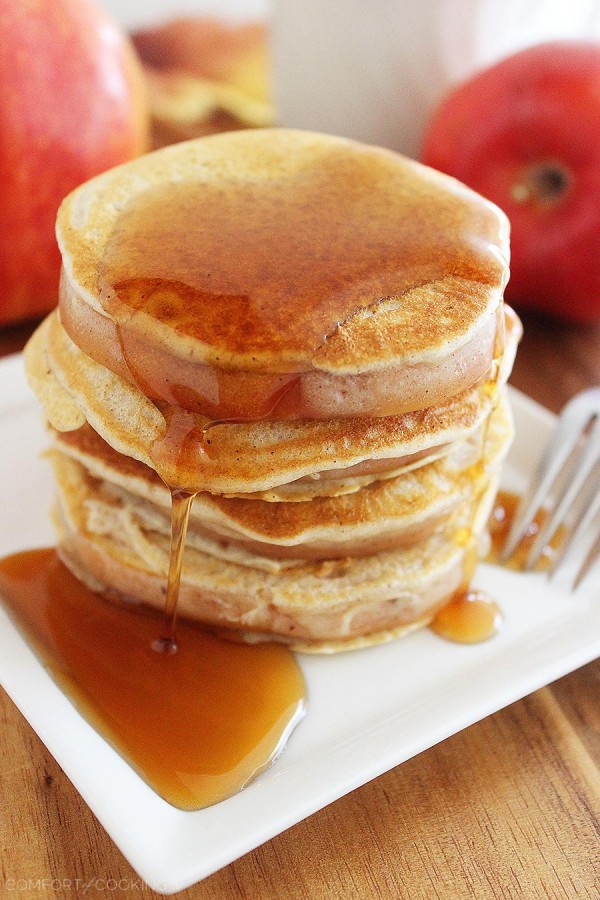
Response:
[57,129,509,374]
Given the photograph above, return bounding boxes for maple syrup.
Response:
[487,490,565,571]
[431,489,566,644]
[0,549,305,810]
[431,590,503,644]
[91,147,506,422]
[432,399,500,644]
[431,509,504,644]
[154,489,196,653]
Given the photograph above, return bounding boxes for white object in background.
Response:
[98,0,268,31]
[272,0,600,159]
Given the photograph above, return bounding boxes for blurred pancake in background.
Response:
[132,18,273,147]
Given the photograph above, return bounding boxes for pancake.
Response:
[25,306,520,494]
[50,391,513,561]
[49,399,509,651]
[56,129,510,421]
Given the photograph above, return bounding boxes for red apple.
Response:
[0,0,148,326]
[421,42,600,323]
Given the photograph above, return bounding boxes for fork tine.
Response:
[573,529,600,590]
[501,396,592,560]
[525,413,600,570]
[551,469,600,587]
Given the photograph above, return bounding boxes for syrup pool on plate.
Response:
[0,548,305,810]
[487,490,566,571]
[431,490,566,645]
[430,589,503,644]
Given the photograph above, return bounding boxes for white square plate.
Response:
[1,354,599,894]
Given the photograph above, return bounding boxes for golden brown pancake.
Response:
[56,129,509,421]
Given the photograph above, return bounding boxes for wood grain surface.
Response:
[0,309,599,900]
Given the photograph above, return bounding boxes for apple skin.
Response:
[421,42,600,323]
[0,0,148,326]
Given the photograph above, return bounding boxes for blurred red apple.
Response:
[0,0,148,326]
[422,42,600,323]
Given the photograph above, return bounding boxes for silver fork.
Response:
[502,387,600,588]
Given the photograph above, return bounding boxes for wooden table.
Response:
[1,311,599,899]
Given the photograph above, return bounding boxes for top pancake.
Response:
[57,129,509,378]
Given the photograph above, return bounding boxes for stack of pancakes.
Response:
[25,129,520,652]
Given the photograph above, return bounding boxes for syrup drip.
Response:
[430,382,501,647]
[0,549,305,810]
[431,590,503,644]
[433,396,500,645]
[153,489,196,654]
[106,304,304,427]
[431,489,567,645]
